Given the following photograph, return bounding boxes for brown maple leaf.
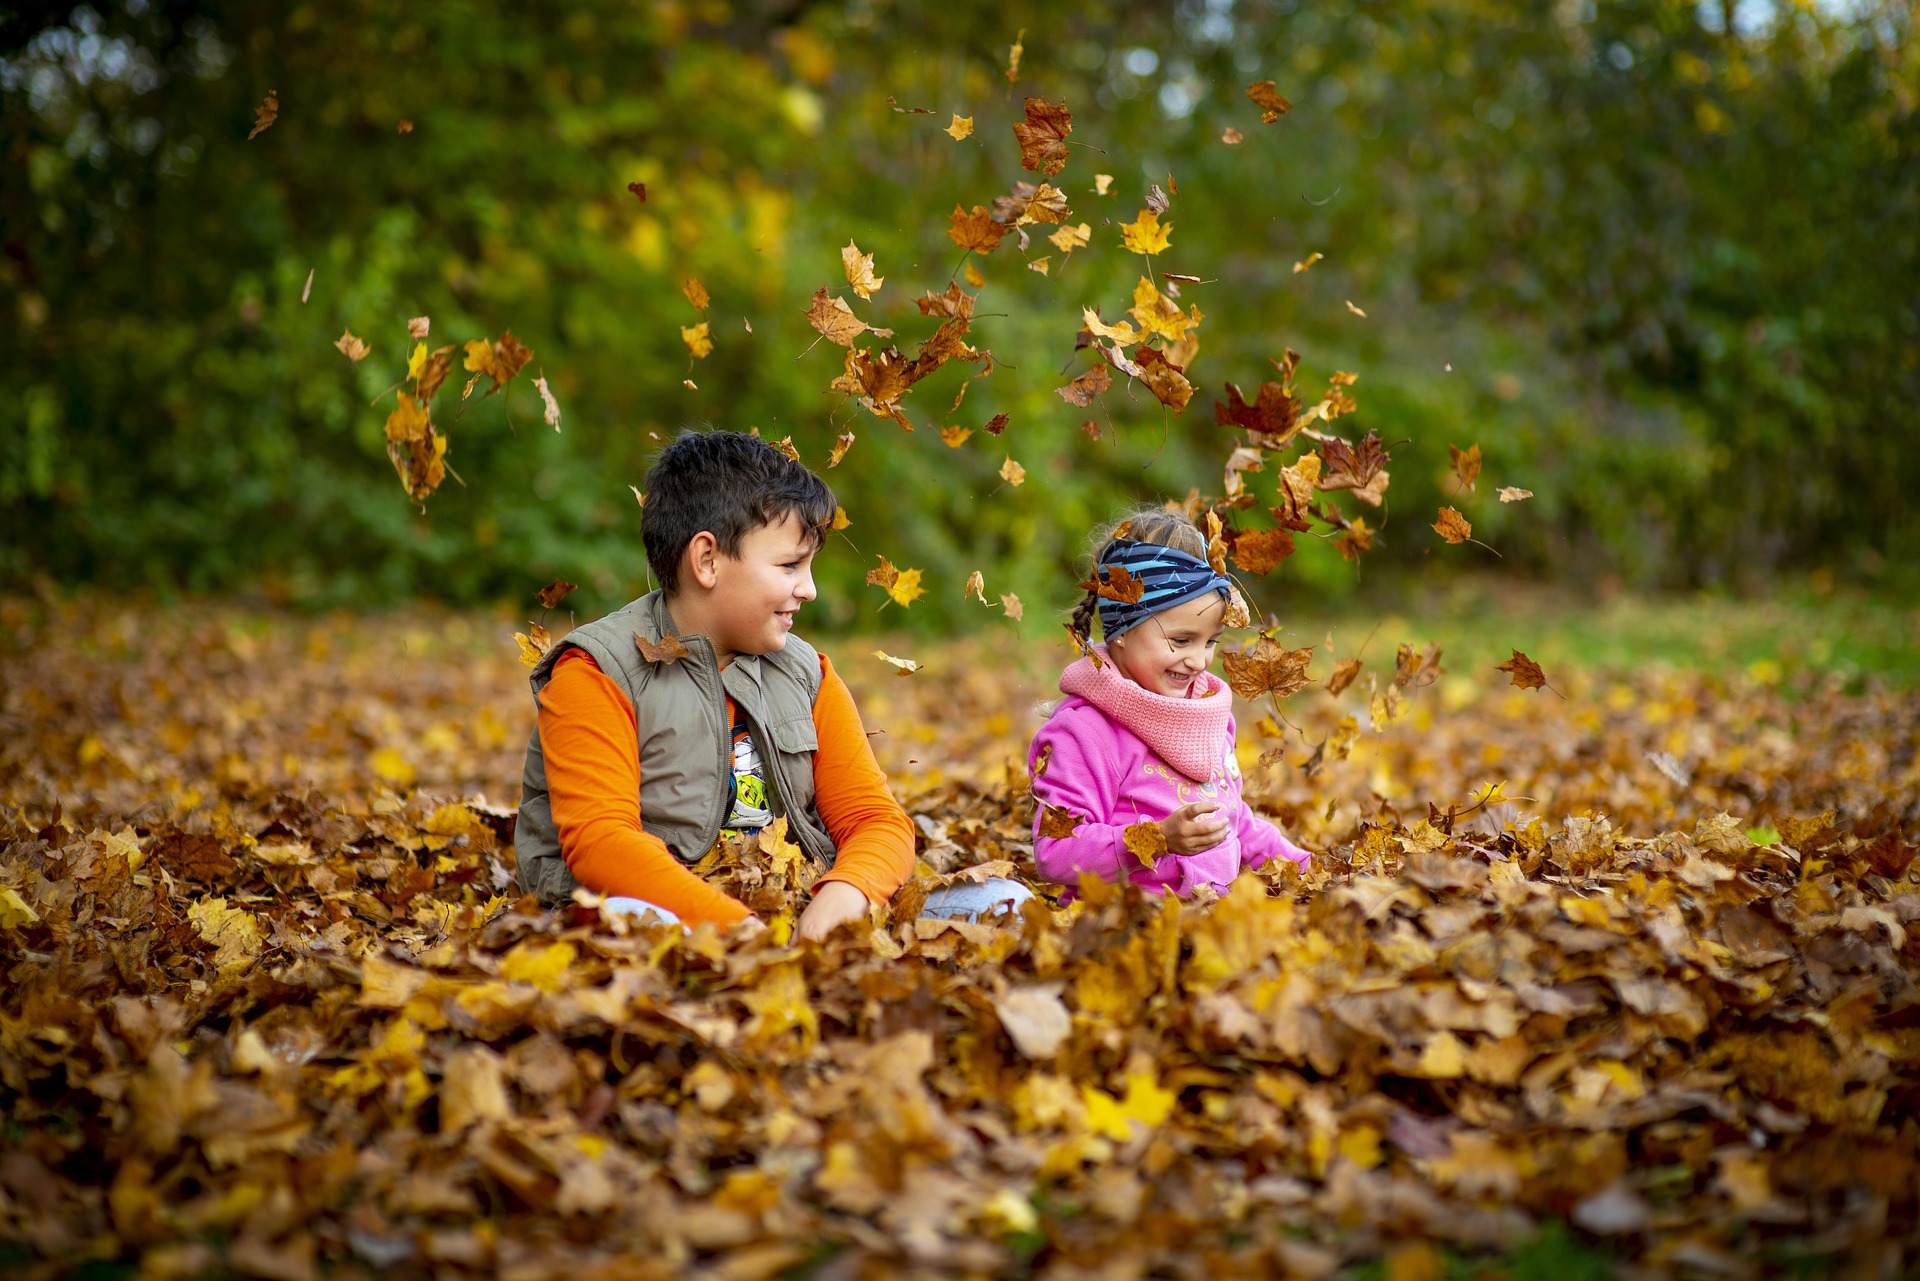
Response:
[827,432,855,468]
[635,631,690,665]
[1231,527,1296,575]
[1326,656,1363,696]
[1449,443,1482,492]
[805,289,890,347]
[1080,565,1145,605]
[1247,81,1292,117]
[1394,642,1444,689]
[1216,380,1302,443]
[535,580,577,610]
[866,556,900,591]
[1273,452,1321,531]
[984,413,1011,436]
[1014,97,1073,176]
[1000,593,1024,621]
[1433,507,1472,545]
[991,180,1071,227]
[1222,637,1314,701]
[682,278,710,311]
[1134,347,1193,414]
[1317,430,1387,492]
[335,330,370,363]
[1495,649,1549,691]
[1039,807,1084,840]
[248,90,279,140]
[947,205,1008,254]
[1057,364,1113,407]
[1124,821,1169,867]
[916,284,977,320]
[415,345,457,402]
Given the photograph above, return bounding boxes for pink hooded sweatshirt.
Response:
[1029,645,1312,897]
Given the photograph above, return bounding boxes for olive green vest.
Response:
[514,590,835,906]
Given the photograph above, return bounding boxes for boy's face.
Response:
[1108,592,1227,697]
[703,513,819,664]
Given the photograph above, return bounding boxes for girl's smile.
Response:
[1107,592,1228,698]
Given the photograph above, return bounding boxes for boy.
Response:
[514,431,915,941]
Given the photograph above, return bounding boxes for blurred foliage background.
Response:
[2,0,1915,633]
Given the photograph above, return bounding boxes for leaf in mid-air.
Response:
[1120,209,1173,256]
[1013,97,1073,175]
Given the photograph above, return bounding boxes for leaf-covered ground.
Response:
[3,596,1918,1279]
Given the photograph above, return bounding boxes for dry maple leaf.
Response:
[947,204,1008,254]
[1318,431,1388,493]
[1216,380,1301,442]
[1222,126,1244,144]
[940,426,972,448]
[1346,299,1368,317]
[963,571,986,604]
[994,180,1071,226]
[1145,183,1171,215]
[681,323,713,359]
[1495,648,1549,691]
[886,568,925,608]
[1134,347,1194,414]
[1014,97,1073,175]
[1222,637,1315,701]
[534,375,561,431]
[1231,527,1295,575]
[415,345,456,402]
[1394,642,1444,689]
[1499,486,1534,503]
[1128,277,1202,345]
[946,114,973,141]
[514,623,552,666]
[1000,593,1024,621]
[1124,820,1169,867]
[827,432,855,468]
[1038,806,1084,840]
[1327,656,1363,696]
[804,289,887,347]
[916,284,977,320]
[768,435,801,463]
[1273,452,1322,531]
[1063,622,1105,669]
[1246,81,1291,117]
[1081,565,1145,605]
[842,241,884,299]
[1082,307,1141,347]
[1450,443,1482,492]
[248,90,278,140]
[832,505,850,529]
[535,580,577,609]
[1203,509,1229,574]
[407,316,430,340]
[1120,209,1173,256]
[682,279,710,311]
[999,456,1027,487]
[1048,223,1091,255]
[635,631,690,665]
[984,413,1010,435]
[1433,507,1472,544]
[1027,257,1051,276]
[335,330,370,362]
[463,331,534,395]
[871,650,921,676]
[1057,364,1113,407]
[866,556,899,591]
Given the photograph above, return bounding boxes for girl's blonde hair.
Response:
[1068,506,1208,642]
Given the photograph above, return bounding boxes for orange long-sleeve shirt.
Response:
[536,647,915,928]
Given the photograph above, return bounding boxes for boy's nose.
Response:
[794,568,817,602]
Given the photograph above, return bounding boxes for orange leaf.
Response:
[1014,97,1073,175]
[1057,364,1113,407]
[827,432,855,467]
[1081,565,1144,605]
[1134,347,1193,414]
[1326,656,1363,696]
[635,632,689,665]
[940,426,973,448]
[1433,507,1472,544]
[1246,81,1292,116]
[1216,380,1300,442]
[1231,527,1296,575]
[1496,649,1549,691]
[1124,821,1168,867]
[1039,807,1084,840]
[681,322,713,359]
[535,580,576,609]
[1222,638,1315,701]
[248,90,279,140]
[682,278,710,310]
[947,205,1008,254]
[1449,443,1482,491]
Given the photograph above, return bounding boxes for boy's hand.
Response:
[796,880,871,942]
[731,914,768,941]
[1161,802,1230,854]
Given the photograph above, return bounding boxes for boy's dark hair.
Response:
[641,431,836,594]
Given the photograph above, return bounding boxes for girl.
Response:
[1029,509,1312,898]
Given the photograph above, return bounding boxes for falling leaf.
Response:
[1014,97,1073,175]
[887,569,925,608]
[514,623,553,667]
[940,426,972,448]
[1318,431,1388,494]
[999,457,1027,487]
[534,376,561,431]
[994,180,1071,226]
[1327,656,1363,696]
[884,96,933,114]
[1222,127,1245,144]
[1246,81,1292,117]
[1081,308,1141,346]
[1231,527,1296,574]
[634,632,689,665]
[415,346,456,401]
[535,580,576,609]
[946,114,974,141]
[1394,642,1444,689]
[872,650,921,676]
[804,290,891,347]
[842,241,883,299]
[768,435,801,464]
[463,331,534,395]
[681,323,713,359]
[1093,174,1114,195]
[1063,623,1105,669]
[1000,593,1024,620]
[946,204,1009,255]
[1293,252,1323,273]
[1006,28,1024,83]
[964,571,987,604]
[248,90,278,140]
[1081,418,1101,440]
[682,278,710,310]
[916,283,977,319]
[831,505,850,529]
[301,270,313,303]
[1047,223,1091,255]
[627,181,647,202]
[1449,443,1482,492]
[1027,257,1051,275]
[1120,209,1173,256]
[1134,347,1194,414]
[683,379,697,389]
[1124,821,1169,867]
[1499,487,1534,503]
[1145,183,1171,216]
[396,119,413,134]
[335,330,370,363]
[1346,300,1367,317]
[1433,507,1472,544]
[827,432,855,468]
[984,413,1010,435]
[964,261,986,287]
[1215,380,1300,442]
[1495,649,1549,690]
[1222,637,1315,701]
[1058,364,1113,407]
[1081,565,1145,605]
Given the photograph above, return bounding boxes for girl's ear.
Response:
[684,531,721,590]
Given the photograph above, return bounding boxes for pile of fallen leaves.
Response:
[3,596,1918,1279]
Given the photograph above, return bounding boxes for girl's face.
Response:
[1108,591,1228,697]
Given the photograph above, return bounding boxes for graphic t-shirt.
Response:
[723,703,773,830]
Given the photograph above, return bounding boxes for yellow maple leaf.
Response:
[406,342,427,380]
[187,897,263,977]
[872,649,921,675]
[499,940,577,993]
[682,277,710,310]
[946,114,973,141]
[681,322,713,359]
[1048,222,1091,255]
[842,241,883,299]
[1000,456,1027,486]
[1120,209,1173,255]
[940,426,973,448]
[1,886,42,929]
[887,568,925,608]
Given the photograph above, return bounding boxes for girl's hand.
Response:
[796,879,872,941]
[1161,802,1230,854]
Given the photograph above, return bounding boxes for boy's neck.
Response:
[663,590,737,668]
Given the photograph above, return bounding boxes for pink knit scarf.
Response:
[1058,644,1232,782]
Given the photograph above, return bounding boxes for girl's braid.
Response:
[1068,585,1102,641]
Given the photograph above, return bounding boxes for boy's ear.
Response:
[682,531,722,591]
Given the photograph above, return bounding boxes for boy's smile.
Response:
[670,514,819,667]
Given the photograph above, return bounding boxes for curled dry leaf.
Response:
[248,89,278,139]
[1394,642,1444,689]
[1449,443,1483,491]
[1000,593,1023,621]
[1326,656,1364,696]
[627,181,647,202]
[1057,363,1113,407]
[1246,81,1292,117]
[682,278,710,311]
[827,432,855,468]
[1216,379,1301,442]
[1433,507,1473,545]
[1318,431,1388,493]
[534,579,576,609]
[335,330,370,362]
[534,376,561,431]
[871,650,921,676]
[1048,223,1091,255]
[1005,27,1024,82]
[1134,348,1194,414]
[1293,252,1323,273]
[917,284,976,320]
[1221,126,1244,144]
[513,621,553,666]
[407,316,430,340]
[1230,527,1295,575]
[635,632,690,665]
[984,413,1010,436]
[1499,486,1534,503]
[963,571,986,604]
[1027,257,1051,276]
[842,241,883,300]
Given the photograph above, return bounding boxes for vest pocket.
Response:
[765,715,819,755]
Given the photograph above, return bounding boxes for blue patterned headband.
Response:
[1094,538,1235,640]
